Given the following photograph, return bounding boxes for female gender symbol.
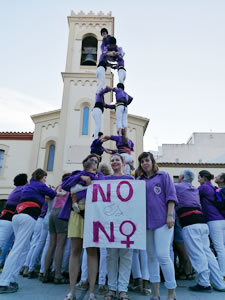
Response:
[119,220,136,248]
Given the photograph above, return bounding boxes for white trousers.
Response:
[147,224,176,289]
[0,220,13,249]
[116,106,128,131]
[0,214,36,286]
[107,248,133,292]
[28,216,48,271]
[92,107,103,140]
[96,66,105,93]
[208,220,225,276]
[182,223,225,289]
[24,217,43,267]
[40,232,50,273]
[120,153,133,175]
[132,249,149,280]
[99,248,107,285]
[81,249,88,281]
[118,69,126,84]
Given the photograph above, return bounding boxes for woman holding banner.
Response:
[104,153,134,300]
[137,152,178,300]
[60,154,104,300]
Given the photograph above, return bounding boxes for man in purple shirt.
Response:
[92,86,111,139]
[175,170,225,293]
[96,36,126,93]
[0,173,28,249]
[105,83,133,136]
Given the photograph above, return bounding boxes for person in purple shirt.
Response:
[137,152,177,300]
[104,153,133,300]
[105,83,133,136]
[96,36,126,92]
[104,129,134,175]
[100,28,111,53]
[61,154,104,300]
[0,169,56,294]
[198,170,225,279]
[175,170,225,293]
[0,173,27,249]
[92,86,111,139]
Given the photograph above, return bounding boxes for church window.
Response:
[47,144,55,171]
[0,150,5,174]
[80,36,97,66]
[82,106,89,135]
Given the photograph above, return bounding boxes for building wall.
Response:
[159,165,225,187]
[155,132,225,163]
[0,139,32,198]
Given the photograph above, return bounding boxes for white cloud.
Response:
[0,88,57,132]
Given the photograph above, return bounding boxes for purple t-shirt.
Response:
[139,171,178,230]
[105,174,134,180]
[175,182,201,211]
[90,139,104,156]
[110,136,134,151]
[39,202,48,218]
[198,182,224,222]
[95,87,111,105]
[7,186,24,207]
[100,35,112,52]
[59,171,105,220]
[112,88,133,105]
[21,179,56,206]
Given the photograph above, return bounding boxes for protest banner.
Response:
[83,179,146,249]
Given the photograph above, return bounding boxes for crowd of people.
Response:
[0,28,225,300]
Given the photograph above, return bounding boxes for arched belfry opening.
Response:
[80,36,97,66]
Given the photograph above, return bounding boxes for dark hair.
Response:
[137,152,158,176]
[32,168,47,182]
[108,36,116,45]
[82,154,100,168]
[13,173,28,186]
[199,170,214,181]
[117,83,124,90]
[101,28,108,35]
[98,132,103,138]
[62,173,71,180]
[219,173,225,183]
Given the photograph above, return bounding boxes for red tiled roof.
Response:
[0,132,33,140]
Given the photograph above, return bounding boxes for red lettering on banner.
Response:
[116,181,133,202]
[92,184,111,202]
[93,221,115,243]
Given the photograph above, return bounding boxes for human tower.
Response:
[90,28,134,175]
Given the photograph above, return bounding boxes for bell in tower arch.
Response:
[81,36,97,66]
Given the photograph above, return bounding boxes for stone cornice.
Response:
[61,72,112,79]
[71,10,112,17]
[158,162,225,168]
[31,109,60,123]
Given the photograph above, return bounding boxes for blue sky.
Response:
[0,0,225,150]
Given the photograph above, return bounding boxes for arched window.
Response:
[0,150,4,173]
[80,36,97,66]
[82,106,89,135]
[47,144,55,171]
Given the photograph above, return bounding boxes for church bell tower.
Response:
[55,11,114,180]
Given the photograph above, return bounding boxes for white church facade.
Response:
[0,11,149,200]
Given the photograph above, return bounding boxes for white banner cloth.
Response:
[83,179,146,249]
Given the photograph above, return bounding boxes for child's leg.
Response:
[92,107,102,139]
[96,66,106,93]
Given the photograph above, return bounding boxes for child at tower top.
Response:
[104,83,133,136]
[92,86,111,140]
[96,36,126,93]
[100,28,111,52]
